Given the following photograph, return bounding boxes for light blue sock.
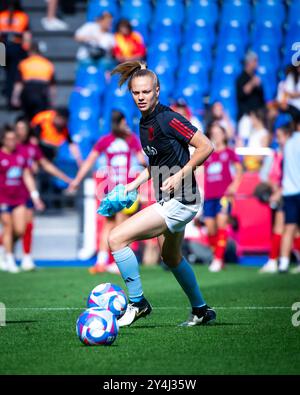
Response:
[170,257,206,308]
[111,246,144,303]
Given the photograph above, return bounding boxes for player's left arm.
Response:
[161,131,214,193]
[38,157,73,184]
[225,161,243,197]
[23,168,45,211]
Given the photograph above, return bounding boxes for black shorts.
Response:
[283,194,300,226]
[0,203,22,214]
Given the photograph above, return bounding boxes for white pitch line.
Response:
[1,306,292,311]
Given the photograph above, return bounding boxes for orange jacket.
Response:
[18,54,54,83]
[113,31,146,59]
[31,110,69,147]
[0,10,29,34]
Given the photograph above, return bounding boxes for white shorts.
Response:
[153,199,201,233]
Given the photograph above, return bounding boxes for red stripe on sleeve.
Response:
[172,118,195,136]
[169,120,191,139]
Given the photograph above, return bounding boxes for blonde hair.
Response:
[111,60,160,90]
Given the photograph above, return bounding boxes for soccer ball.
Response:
[87,283,127,319]
[76,307,118,346]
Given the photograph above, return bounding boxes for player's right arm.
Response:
[124,167,151,195]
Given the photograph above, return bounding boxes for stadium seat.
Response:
[101,78,136,135]
[215,42,246,61]
[251,21,283,47]
[218,21,249,49]
[179,56,212,77]
[147,44,179,71]
[183,22,216,48]
[153,0,185,27]
[257,66,278,101]
[185,0,219,26]
[210,77,237,120]
[254,0,286,26]
[120,0,152,27]
[87,0,119,22]
[75,64,106,94]
[149,23,182,46]
[287,1,300,27]
[220,0,252,26]
[253,46,280,71]
[69,88,102,116]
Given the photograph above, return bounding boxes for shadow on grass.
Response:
[5,320,38,325]
[124,322,251,329]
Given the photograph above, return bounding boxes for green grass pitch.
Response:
[0,265,299,375]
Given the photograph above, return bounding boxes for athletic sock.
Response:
[269,233,282,260]
[215,228,228,260]
[23,223,33,255]
[208,234,217,251]
[111,246,144,303]
[293,236,300,252]
[170,257,206,308]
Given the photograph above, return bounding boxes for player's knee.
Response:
[108,229,127,252]
[161,252,182,268]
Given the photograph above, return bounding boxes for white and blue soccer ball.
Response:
[87,283,127,319]
[76,307,118,346]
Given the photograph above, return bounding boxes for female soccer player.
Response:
[259,121,300,273]
[203,122,243,272]
[107,61,216,327]
[15,116,72,270]
[0,125,44,273]
[69,110,146,274]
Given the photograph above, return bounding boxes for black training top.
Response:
[139,102,201,205]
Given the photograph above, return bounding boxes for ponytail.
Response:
[111,60,160,90]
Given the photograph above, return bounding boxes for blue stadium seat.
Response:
[158,71,176,106]
[176,69,209,99]
[287,1,300,27]
[210,78,237,121]
[251,22,283,47]
[179,55,212,77]
[253,46,280,71]
[185,0,219,26]
[52,142,79,189]
[218,22,249,49]
[75,64,106,94]
[284,21,300,54]
[220,0,252,26]
[69,88,101,116]
[213,57,243,79]
[101,78,136,135]
[257,66,278,101]
[183,22,216,48]
[147,44,179,71]
[149,23,182,46]
[153,0,185,27]
[87,0,119,22]
[215,42,246,62]
[120,0,152,27]
[254,0,285,26]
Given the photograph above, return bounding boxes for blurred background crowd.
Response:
[1,0,300,275]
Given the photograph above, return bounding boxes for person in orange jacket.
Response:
[0,0,32,106]
[11,42,56,119]
[113,19,146,64]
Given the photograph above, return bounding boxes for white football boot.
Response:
[259,259,278,273]
[21,254,36,271]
